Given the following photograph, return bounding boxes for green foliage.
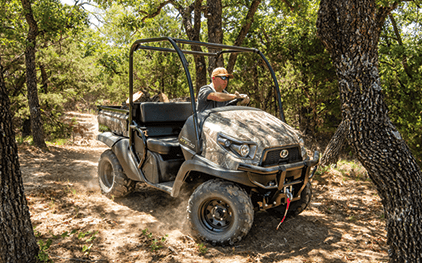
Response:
[379,2,422,165]
[35,227,98,261]
[77,230,91,239]
[82,244,93,255]
[33,0,88,41]
[37,239,53,262]
[34,226,42,238]
[141,228,168,252]
[197,243,208,255]
[86,231,99,242]
[225,0,340,135]
[2,0,92,142]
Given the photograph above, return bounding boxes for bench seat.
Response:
[135,102,192,123]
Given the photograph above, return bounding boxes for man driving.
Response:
[197,67,250,112]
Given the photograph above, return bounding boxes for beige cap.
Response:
[211,67,234,79]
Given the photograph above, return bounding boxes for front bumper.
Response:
[238,151,319,190]
[238,151,319,210]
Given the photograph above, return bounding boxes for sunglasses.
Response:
[217,76,229,80]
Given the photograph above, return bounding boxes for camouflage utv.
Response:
[96,37,319,245]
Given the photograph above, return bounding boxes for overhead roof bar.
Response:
[136,45,218,57]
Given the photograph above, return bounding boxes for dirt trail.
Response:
[19,112,388,263]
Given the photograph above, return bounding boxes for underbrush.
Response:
[314,159,370,182]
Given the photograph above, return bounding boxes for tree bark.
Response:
[206,0,224,73]
[226,0,261,74]
[39,63,48,94]
[0,52,39,263]
[320,120,348,167]
[178,0,207,91]
[317,0,422,261]
[21,0,47,149]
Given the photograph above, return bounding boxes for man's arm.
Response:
[207,92,237,102]
[207,91,250,104]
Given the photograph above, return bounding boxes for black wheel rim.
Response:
[101,161,114,189]
[199,199,233,233]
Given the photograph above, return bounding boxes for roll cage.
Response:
[128,37,285,154]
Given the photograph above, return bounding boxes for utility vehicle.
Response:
[96,37,319,245]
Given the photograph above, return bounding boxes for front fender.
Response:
[171,156,254,197]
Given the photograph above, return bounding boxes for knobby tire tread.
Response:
[187,179,254,246]
[98,149,135,198]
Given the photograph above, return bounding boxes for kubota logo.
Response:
[280,149,289,159]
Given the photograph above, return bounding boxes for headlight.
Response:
[240,144,250,157]
[217,133,256,159]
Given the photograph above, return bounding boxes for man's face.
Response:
[213,76,229,92]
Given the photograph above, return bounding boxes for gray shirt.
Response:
[196,84,230,112]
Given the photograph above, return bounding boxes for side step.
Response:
[153,181,174,195]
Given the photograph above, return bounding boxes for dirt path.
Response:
[20,113,388,262]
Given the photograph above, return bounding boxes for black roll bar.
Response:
[129,37,201,153]
[136,45,218,57]
[128,37,286,152]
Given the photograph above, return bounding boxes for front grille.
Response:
[261,146,302,167]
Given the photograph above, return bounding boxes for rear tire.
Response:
[98,149,135,198]
[187,179,254,245]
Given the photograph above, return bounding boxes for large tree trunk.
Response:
[21,0,47,149]
[0,53,39,263]
[317,0,422,261]
[206,0,224,73]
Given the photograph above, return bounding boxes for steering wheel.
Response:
[226,98,243,106]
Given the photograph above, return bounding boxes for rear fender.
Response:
[97,132,124,148]
[111,139,144,182]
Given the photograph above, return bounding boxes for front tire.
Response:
[98,149,135,198]
[187,179,254,245]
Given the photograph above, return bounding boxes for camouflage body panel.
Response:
[201,108,302,170]
[97,109,129,137]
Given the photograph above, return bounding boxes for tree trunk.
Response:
[226,0,261,73]
[165,0,207,92]
[317,0,422,261]
[0,52,39,263]
[39,63,48,94]
[192,0,207,90]
[320,120,348,167]
[206,0,224,73]
[21,0,47,149]
[179,0,207,92]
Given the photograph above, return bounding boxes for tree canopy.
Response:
[1,0,421,161]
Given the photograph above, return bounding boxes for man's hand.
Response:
[234,91,249,105]
[239,94,250,105]
[234,91,242,99]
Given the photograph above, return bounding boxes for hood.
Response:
[201,107,302,170]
